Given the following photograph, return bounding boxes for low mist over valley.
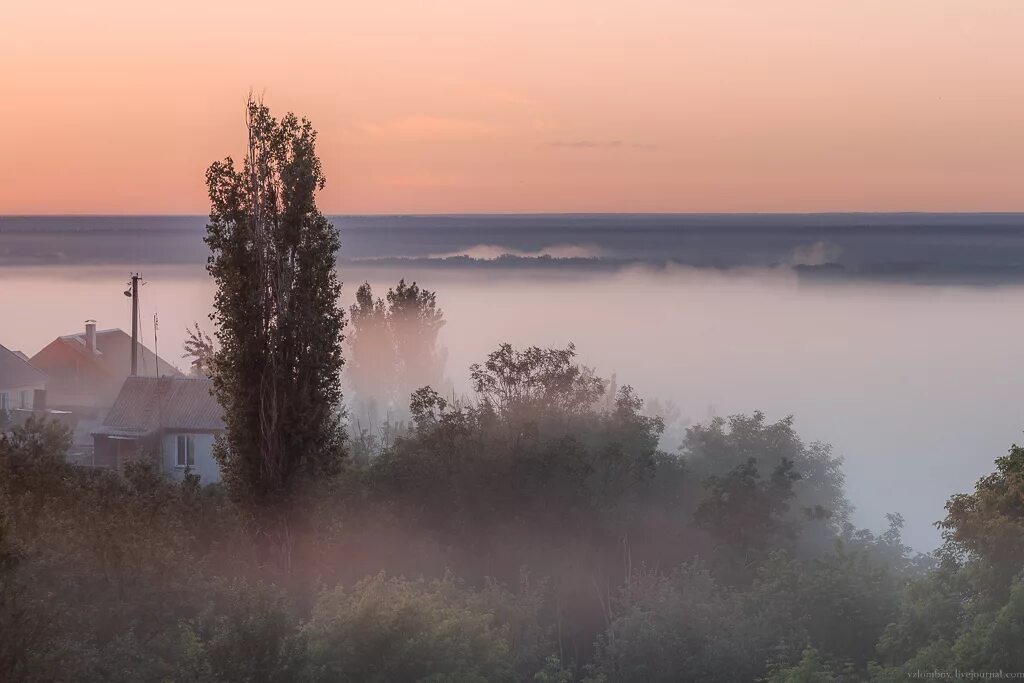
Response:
[4,215,1024,550]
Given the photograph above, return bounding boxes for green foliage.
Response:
[0,508,40,681]
[764,648,859,683]
[694,457,801,584]
[876,551,968,665]
[591,565,762,682]
[875,445,1024,679]
[304,573,532,682]
[684,412,849,534]
[533,656,576,683]
[179,580,308,683]
[939,443,1024,598]
[16,338,1024,681]
[469,342,605,416]
[591,532,908,683]
[0,418,216,679]
[0,404,916,682]
[878,574,1024,677]
[183,321,215,377]
[204,97,346,516]
[750,540,904,670]
[370,351,663,557]
[951,580,1024,671]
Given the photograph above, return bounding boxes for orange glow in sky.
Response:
[2,1,1023,214]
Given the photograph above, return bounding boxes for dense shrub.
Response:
[304,573,534,682]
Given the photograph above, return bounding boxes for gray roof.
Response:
[0,343,47,390]
[94,376,223,437]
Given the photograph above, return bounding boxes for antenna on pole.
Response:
[153,312,159,378]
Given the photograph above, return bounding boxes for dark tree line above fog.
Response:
[12,213,1024,287]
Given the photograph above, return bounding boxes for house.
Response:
[31,321,180,412]
[92,376,223,482]
[0,343,47,414]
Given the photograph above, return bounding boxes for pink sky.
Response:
[2,0,1023,214]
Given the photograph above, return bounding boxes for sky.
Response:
[2,0,1023,214]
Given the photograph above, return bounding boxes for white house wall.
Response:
[0,383,45,411]
[160,432,221,484]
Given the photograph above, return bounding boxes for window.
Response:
[0,393,8,412]
[175,434,196,468]
[19,390,28,409]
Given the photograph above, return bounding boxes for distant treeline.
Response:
[9,213,1024,285]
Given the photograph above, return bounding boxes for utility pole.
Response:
[126,273,140,376]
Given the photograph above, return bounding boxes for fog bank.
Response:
[2,261,1019,549]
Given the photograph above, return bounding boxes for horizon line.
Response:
[6,210,1024,219]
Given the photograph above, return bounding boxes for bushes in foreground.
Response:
[6,341,1024,680]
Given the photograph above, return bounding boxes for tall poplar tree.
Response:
[204,98,345,560]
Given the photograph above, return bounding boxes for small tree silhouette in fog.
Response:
[347,279,447,426]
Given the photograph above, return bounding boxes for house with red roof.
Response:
[30,320,179,413]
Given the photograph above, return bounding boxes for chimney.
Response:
[85,320,97,353]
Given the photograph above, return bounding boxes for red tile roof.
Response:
[43,328,179,379]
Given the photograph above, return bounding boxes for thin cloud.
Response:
[550,140,623,148]
[428,244,605,260]
[549,140,657,150]
[358,116,495,142]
